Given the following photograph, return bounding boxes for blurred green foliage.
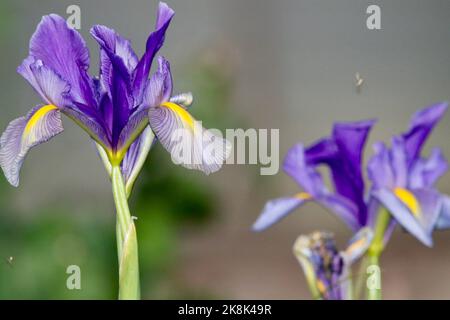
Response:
[0,48,236,299]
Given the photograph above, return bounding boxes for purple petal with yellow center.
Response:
[0,105,63,187]
[148,102,230,175]
[372,188,442,247]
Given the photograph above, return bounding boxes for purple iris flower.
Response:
[253,120,375,232]
[367,102,449,247]
[0,2,226,188]
[293,228,372,300]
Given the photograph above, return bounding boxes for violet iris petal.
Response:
[254,120,374,232]
[133,2,175,104]
[402,102,448,166]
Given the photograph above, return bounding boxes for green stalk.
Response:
[366,208,390,300]
[111,165,140,300]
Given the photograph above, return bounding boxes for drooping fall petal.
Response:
[0,105,63,187]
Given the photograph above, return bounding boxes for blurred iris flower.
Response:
[253,120,375,232]
[368,102,450,247]
[254,103,450,247]
[293,228,372,300]
[0,2,226,191]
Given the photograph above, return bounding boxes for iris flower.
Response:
[367,102,449,247]
[0,2,227,299]
[252,120,375,232]
[293,228,372,300]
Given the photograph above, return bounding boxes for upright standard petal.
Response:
[142,56,172,108]
[17,58,71,107]
[28,14,95,106]
[0,105,63,187]
[327,120,375,224]
[133,2,175,102]
[148,102,230,174]
[402,102,448,164]
[91,26,135,148]
[90,25,138,93]
[435,195,450,230]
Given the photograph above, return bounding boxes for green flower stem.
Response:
[111,165,140,300]
[366,208,390,300]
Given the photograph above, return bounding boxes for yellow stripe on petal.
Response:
[161,101,194,129]
[394,187,421,218]
[24,104,58,135]
[295,192,312,200]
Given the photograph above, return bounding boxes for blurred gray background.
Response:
[1,0,450,299]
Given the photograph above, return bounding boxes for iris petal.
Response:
[403,102,448,164]
[17,58,71,108]
[28,14,94,106]
[373,188,438,247]
[252,196,308,231]
[142,56,172,108]
[0,105,63,187]
[435,195,450,230]
[122,126,155,195]
[133,2,175,102]
[148,102,230,174]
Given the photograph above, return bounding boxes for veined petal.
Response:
[133,2,175,102]
[142,56,172,108]
[28,14,95,106]
[148,102,230,174]
[0,105,63,187]
[372,188,436,246]
[17,57,70,107]
[252,195,310,231]
[403,102,448,164]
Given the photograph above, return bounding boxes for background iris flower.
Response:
[253,120,375,232]
[0,2,228,299]
[368,102,450,247]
